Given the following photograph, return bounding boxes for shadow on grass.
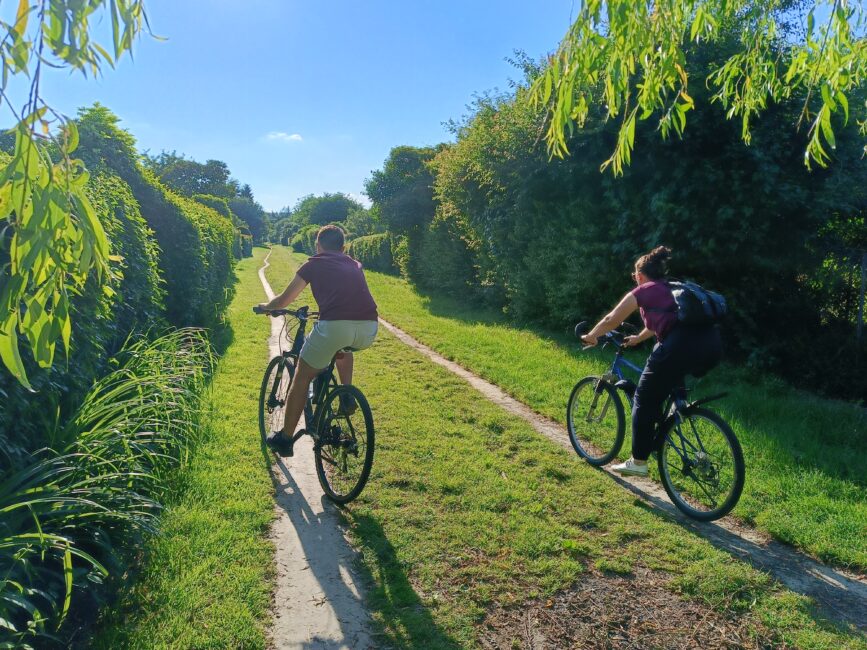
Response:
[255,424,461,650]
[346,513,463,650]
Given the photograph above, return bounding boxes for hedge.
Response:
[194,193,254,259]
[0,169,164,465]
[346,233,396,273]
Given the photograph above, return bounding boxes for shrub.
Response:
[0,170,164,464]
[0,330,211,648]
[346,233,396,273]
[291,224,319,255]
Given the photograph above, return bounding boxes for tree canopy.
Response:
[532,0,867,174]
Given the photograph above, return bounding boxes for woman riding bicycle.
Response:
[581,246,722,477]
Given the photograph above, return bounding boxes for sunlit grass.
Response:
[267,246,865,649]
[346,260,867,572]
[89,248,276,649]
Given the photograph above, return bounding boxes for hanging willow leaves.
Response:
[531,0,867,174]
[0,1,151,387]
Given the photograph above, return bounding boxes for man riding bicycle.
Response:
[256,225,378,457]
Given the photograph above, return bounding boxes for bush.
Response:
[76,106,236,329]
[0,331,212,648]
[346,233,396,273]
[291,224,319,255]
[0,170,164,464]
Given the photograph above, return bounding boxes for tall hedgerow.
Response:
[75,105,236,329]
[346,233,396,274]
[0,167,164,464]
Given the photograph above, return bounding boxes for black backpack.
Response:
[666,280,727,325]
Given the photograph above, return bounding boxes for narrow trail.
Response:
[258,251,373,650]
[377,318,867,632]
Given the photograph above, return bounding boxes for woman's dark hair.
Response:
[635,246,671,280]
[316,225,345,251]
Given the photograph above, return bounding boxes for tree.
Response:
[364,146,441,232]
[532,1,867,174]
[229,196,268,244]
[0,1,150,388]
[291,192,364,226]
[146,152,239,198]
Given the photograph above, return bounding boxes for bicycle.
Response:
[566,322,745,521]
[254,304,375,503]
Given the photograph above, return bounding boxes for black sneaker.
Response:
[337,394,357,416]
[266,431,294,457]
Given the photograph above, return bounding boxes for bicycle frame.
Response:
[598,337,712,468]
[274,306,340,446]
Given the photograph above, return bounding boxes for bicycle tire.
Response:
[258,355,295,444]
[566,376,625,466]
[314,385,374,504]
[657,406,745,521]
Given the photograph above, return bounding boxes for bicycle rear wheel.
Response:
[314,385,374,503]
[258,355,295,443]
[566,376,625,466]
[658,406,745,521]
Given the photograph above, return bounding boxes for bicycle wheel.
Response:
[313,385,374,503]
[566,376,625,466]
[258,355,295,443]
[658,406,745,521]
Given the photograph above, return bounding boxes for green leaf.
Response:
[0,317,32,390]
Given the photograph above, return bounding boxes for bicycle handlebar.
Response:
[252,305,319,320]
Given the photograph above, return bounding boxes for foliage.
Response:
[228,196,268,245]
[344,205,383,238]
[0,169,164,466]
[532,0,867,173]
[0,330,211,648]
[291,223,320,255]
[0,0,150,387]
[346,233,396,273]
[370,43,867,400]
[291,192,365,226]
[364,146,440,233]
[194,194,253,258]
[146,152,238,198]
[75,105,236,328]
[89,251,276,649]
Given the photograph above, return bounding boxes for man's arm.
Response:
[624,327,654,347]
[259,273,308,311]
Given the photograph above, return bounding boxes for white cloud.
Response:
[265,131,303,143]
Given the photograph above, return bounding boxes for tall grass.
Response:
[0,329,211,648]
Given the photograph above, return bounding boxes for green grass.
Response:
[305,258,865,573]
[266,246,866,649]
[90,248,276,649]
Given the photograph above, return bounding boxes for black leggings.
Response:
[631,325,722,461]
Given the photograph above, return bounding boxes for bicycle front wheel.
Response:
[658,406,745,521]
[314,385,374,504]
[566,376,625,466]
[258,355,295,443]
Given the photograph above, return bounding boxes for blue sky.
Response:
[29,1,575,211]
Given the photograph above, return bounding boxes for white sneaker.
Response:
[611,458,649,477]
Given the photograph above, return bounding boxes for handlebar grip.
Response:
[253,305,266,315]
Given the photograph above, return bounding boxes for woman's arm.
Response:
[624,327,654,347]
[581,293,639,346]
[258,273,308,311]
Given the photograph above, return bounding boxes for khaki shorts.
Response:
[300,320,378,370]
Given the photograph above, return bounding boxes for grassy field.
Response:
[300,256,867,573]
[90,248,276,648]
[267,246,865,649]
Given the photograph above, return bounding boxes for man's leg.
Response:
[281,358,321,438]
[335,352,353,384]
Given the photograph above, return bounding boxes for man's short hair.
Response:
[316,225,345,251]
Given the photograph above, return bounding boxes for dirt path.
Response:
[259,252,373,650]
[378,318,867,632]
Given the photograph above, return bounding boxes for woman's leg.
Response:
[631,356,681,461]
